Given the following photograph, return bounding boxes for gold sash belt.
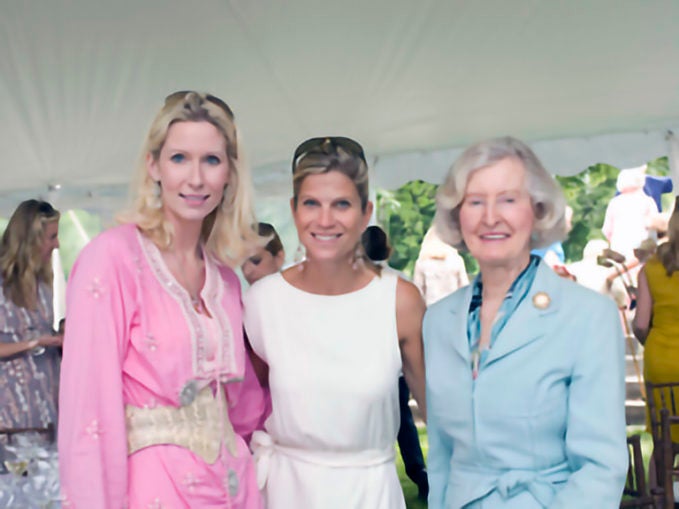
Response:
[125,385,236,464]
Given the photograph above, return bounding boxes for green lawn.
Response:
[396,425,428,509]
[626,426,655,488]
[396,425,654,509]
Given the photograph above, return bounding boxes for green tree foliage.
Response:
[377,180,437,277]
[557,156,670,262]
[556,163,619,262]
[377,180,479,277]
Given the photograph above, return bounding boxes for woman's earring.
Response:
[351,244,364,270]
[294,243,306,270]
[150,181,162,210]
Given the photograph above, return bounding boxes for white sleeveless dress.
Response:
[243,271,405,509]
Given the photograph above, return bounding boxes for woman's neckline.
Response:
[277,270,380,297]
[137,228,213,315]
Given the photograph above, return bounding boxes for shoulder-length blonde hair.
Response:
[0,199,60,309]
[119,91,259,267]
[434,136,567,252]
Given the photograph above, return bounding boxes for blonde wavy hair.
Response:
[0,200,60,309]
[119,91,259,267]
[434,136,567,252]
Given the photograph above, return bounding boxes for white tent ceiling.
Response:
[2,0,679,219]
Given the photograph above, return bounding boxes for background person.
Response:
[361,225,429,500]
[413,226,469,306]
[241,222,285,286]
[567,238,627,308]
[58,91,265,508]
[603,167,658,261]
[425,136,627,508]
[0,199,63,431]
[633,197,679,445]
[244,137,426,509]
[239,221,282,440]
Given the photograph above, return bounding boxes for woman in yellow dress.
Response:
[634,196,679,444]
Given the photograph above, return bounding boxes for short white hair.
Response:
[434,136,567,252]
[616,167,646,193]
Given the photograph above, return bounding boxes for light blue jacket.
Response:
[424,261,628,508]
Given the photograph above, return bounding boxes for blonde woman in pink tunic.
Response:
[58,92,267,509]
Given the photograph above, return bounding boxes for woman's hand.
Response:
[0,338,42,358]
[36,333,64,348]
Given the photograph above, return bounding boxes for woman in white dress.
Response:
[243,137,426,509]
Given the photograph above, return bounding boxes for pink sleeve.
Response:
[221,269,270,444]
[58,231,134,509]
[228,351,271,444]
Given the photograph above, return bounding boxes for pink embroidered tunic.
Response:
[58,224,266,509]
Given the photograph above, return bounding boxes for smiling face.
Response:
[459,157,535,271]
[147,121,230,230]
[292,170,373,264]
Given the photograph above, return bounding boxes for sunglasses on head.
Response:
[37,201,55,215]
[164,90,235,120]
[164,90,238,157]
[292,136,366,173]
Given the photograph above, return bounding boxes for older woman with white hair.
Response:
[424,136,627,508]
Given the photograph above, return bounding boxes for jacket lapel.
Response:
[484,262,562,364]
[446,285,473,360]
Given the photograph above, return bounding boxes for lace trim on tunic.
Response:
[135,230,238,381]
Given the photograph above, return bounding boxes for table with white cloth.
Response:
[0,435,60,508]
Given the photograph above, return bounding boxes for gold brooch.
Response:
[532,292,551,310]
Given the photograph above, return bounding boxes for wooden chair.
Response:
[620,433,663,508]
[659,409,679,509]
[646,381,679,508]
[0,422,55,444]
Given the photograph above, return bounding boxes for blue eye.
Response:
[335,200,351,209]
[170,153,185,163]
[205,155,221,165]
[302,199,319,207]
